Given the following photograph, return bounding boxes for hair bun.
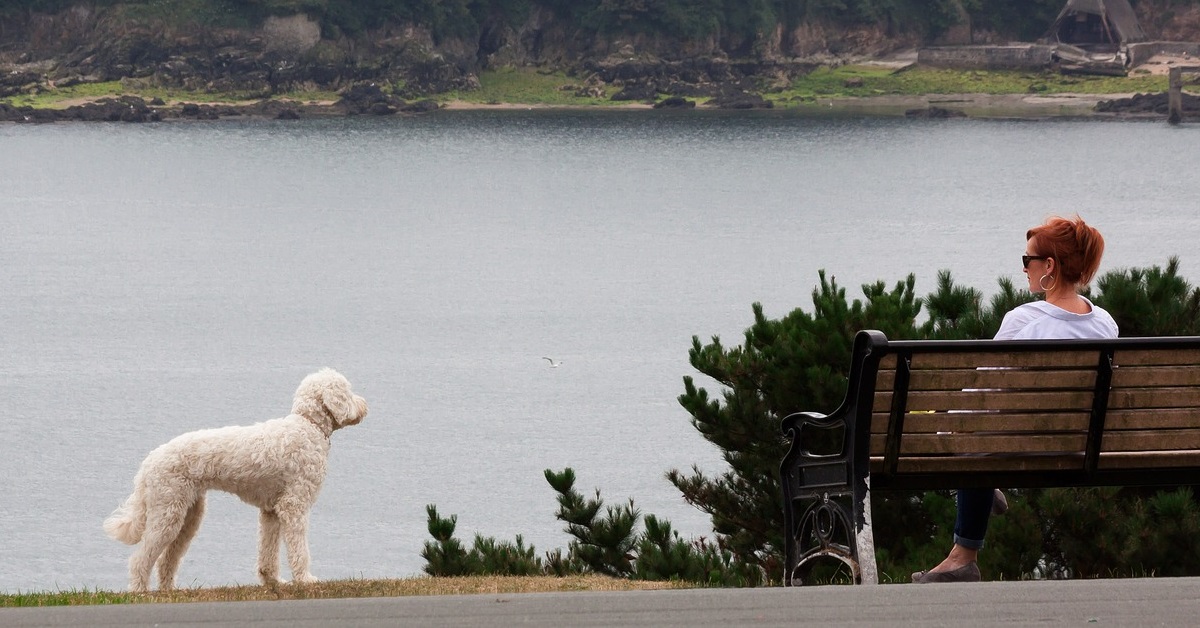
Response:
[1028,214,1105,286]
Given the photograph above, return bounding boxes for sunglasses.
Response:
[1022,255,1048,268]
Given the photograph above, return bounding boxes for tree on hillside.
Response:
[11,0,1172,49]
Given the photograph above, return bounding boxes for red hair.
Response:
[1026,215,1105,285]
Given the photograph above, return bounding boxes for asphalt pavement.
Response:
[3,577,1199,627]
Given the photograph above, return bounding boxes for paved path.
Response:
[3,577,1199,627]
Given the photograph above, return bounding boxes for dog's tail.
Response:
[103,471,147,545]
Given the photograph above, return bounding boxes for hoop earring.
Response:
[1039,274,1057,292]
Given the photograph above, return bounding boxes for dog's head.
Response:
[292,368,368,433]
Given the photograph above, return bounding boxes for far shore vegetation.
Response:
[0,575,694,607]
[2,65,1172,111]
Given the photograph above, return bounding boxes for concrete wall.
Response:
[921,41,1200,72]
[917,45,1056,70]
[1128,41,1200,68]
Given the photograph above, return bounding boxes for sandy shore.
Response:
[796,92,1143,118]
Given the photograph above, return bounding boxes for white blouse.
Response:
[994,297,1119,341]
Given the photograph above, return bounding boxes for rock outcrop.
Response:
[1096,91,1200,118]
[0,5,828,113]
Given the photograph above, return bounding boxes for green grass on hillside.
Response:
[434,67,618,106]
[773,65,1169,104]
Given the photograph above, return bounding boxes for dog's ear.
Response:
[322,380,365,426]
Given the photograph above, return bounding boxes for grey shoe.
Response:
[992,489,1009,516]
[911,562,981,584]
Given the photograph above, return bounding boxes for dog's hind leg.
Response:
[155,494,206,591]
[128,499,191,591]
[257,509,282,585]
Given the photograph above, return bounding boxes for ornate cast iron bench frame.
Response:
[780,330,1200,585]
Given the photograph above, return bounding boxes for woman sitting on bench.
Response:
[910,214,1119,584]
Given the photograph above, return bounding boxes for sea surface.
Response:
[1,110,1197,592]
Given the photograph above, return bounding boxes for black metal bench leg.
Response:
[787,484,879,585]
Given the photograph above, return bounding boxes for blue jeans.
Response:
[954,488,994,550]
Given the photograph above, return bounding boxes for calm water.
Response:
[1,111,1197,592]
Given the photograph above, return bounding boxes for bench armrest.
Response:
[780,407,854,500]
[781,410,845,458]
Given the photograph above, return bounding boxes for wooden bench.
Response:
[779,329,1200,585]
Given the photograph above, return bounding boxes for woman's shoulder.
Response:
[1083,297,1112,316]
[1004,300,1056,321]
[995,302,1053,340]
[1084,300,1121,336]
[1012,300,1055,315]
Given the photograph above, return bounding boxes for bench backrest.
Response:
[852,331,1200,487]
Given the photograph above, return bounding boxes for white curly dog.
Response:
[103,368,368,591]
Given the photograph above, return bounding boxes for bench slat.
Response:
[869,433,1085,455]
[1097,450,1200,470]
[1107,408,1200,430]
[871,451,1200,474]
[877,368,1096,391]
[1115,349,1200,366]
[904,351,1100,369]
[874,390,1095,412]
[870,411,1090,434]
[1103,429,1200,452]
[1111,365,1200,387]
[1108,388,1200,409]
[870,454,1084,474]
[881,350,1200,369]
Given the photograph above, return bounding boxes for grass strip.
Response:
[774,65,1167,102]
[1,575,695,607]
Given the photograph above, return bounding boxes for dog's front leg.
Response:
[278,509,317,584]
[257,509,282,585]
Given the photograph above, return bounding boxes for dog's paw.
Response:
[293,573,318,585]
[258,573,281,586]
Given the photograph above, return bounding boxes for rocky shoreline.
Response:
[3,87,1196,123]
[0,82,443,123]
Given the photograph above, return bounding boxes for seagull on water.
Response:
[543,357,562,367]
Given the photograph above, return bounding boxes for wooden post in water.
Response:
[1168,67,1183,125]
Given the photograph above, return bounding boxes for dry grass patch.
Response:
[3,576,696,607]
